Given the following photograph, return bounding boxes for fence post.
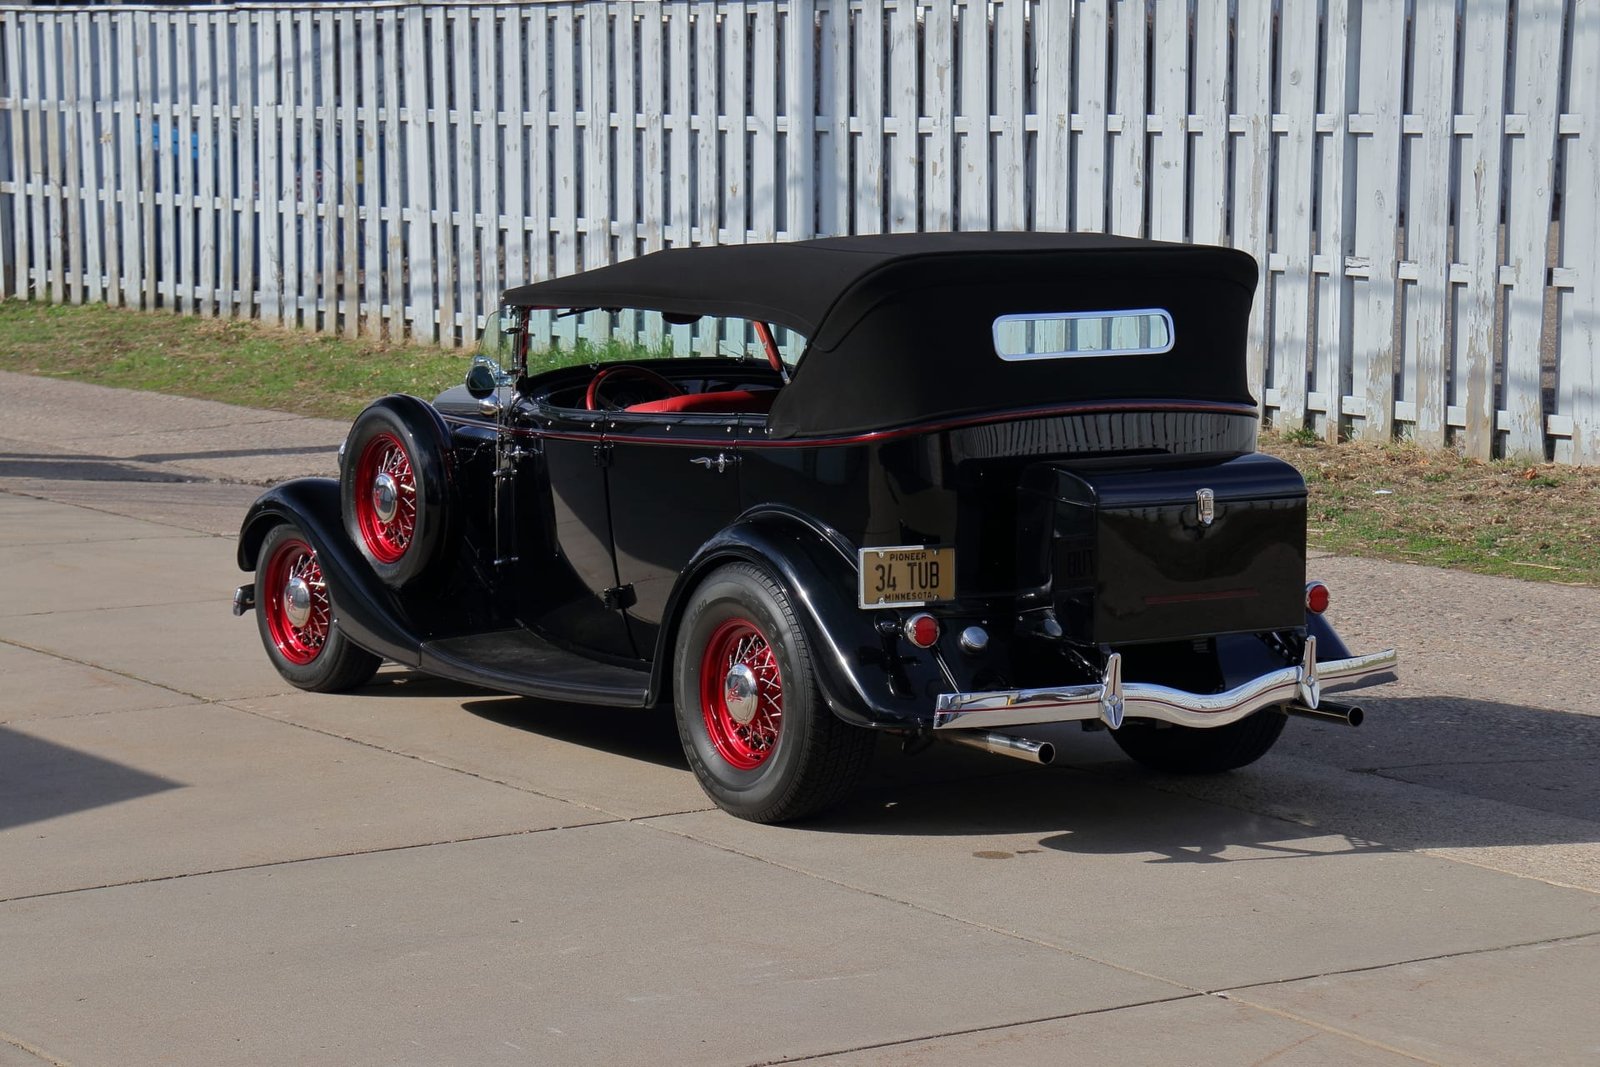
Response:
[0,11,12,300]
[1562,0,1600,465]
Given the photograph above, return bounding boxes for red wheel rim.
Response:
[699,618,783,770]
[353,431,416,564]
[262,536,331,665]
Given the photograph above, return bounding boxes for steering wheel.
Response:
[586,365,686,411]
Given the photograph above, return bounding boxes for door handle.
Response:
[690,453,736,474]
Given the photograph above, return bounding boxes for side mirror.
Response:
[464,362,498,399]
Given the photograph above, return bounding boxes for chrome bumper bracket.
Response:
[932,643,1397,732]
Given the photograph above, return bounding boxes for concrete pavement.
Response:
[2,370,1599,1065]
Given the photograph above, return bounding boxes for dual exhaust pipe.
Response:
[940,699,1363,767]
[1284,699,1365,728]
[943,730,1056,765]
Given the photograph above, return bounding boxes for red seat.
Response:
[626,389,776,415]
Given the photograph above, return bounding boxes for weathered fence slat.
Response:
[1353,2,1405,442]
[1502,1,1563,460]
[1562,0,1600,465]
[1148,1,1185,243]
[1272,0,1316,430]
[339,8,359,338]
[747,3,774,243]
[993,0,1025,230]
[1233,1,1271,402]
[1074,0,1109,234]
[8,14,30,298]
[1189,1,1227,248]
[954,0,985,231]
[1,0,1596,465]
[1313,0,1354,444]
[1408,0,1455,449]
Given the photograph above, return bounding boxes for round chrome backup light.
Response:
[1305,580,1331,615]
[958,626,990,655]
[902,613,941,649]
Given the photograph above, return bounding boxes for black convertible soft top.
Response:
[504,233,1261,438]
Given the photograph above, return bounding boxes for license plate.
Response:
[858,546,956,608]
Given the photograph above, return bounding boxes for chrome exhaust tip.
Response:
[1285,700,1364,727]
[232,584,256,617]
[943,731,1056,765]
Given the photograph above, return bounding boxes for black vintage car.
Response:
[235,233,1396,822]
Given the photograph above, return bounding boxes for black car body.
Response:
[236,233,1396,822]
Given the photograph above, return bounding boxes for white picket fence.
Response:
[1,1,1596,463]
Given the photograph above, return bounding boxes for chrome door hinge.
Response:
[600,584,636,610]
[592,442,613,467]
[689,452,737,474]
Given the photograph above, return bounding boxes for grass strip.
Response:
[2,300,1594,586]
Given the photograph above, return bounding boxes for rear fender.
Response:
[237,478,423,666]
[650,509,918,728]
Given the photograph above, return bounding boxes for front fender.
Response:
[235,478,423,666]
[650,509,921,729]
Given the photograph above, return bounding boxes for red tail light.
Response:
[903,613,941,648]
[1305,581,1330,615]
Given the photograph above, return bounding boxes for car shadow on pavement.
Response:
[0,726,182,832]
[331,678,1600,861]
[807,695,1600,863]
[460,695,691,771]
[1275,694,1600,824]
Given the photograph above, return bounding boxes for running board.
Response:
[421,629,652,707]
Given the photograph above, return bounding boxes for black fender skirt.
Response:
[238,478,426,668]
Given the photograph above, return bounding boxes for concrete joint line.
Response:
[637,818,1200,997]
[0,636,207,703]
[0,487,233,539]
[1206,992,1445,1065]
[219,699,656,822]
[0,821,622,907]
[749,992,1206,1065]
[1210,927,1600,997]
[0,1027,74,1067]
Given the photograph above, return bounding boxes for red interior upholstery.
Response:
[626,390,777,415]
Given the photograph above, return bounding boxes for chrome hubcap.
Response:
[723,663,758,725]
[372,471,399,524]
[283,575,313,628]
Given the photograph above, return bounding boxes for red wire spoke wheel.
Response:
[673,563,874,823]
[352,431,417,564]
[698,618,784,770]
[340,397,451,590]
[261,534,331,665]
[252,523,381,693]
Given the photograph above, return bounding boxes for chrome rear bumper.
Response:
[932,637,1398,731]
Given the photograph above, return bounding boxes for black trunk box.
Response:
[1022,453,1307,645]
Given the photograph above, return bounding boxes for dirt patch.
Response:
[1262,433,1600,587]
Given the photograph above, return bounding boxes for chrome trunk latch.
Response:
[1196,487,1215,526]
